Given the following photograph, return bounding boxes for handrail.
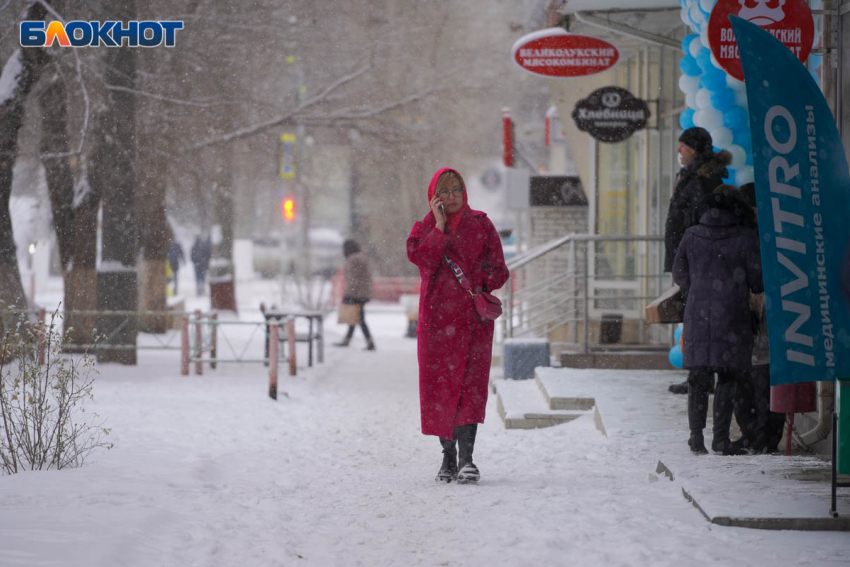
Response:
[506,233,664,272]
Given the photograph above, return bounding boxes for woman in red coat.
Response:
[406,167,509,484]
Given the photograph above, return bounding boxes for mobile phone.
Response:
[438,203,445,215]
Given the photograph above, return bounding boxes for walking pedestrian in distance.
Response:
[333,239,375,351]
[167,239,185,295]
[191,235,212,296]
[406,167,509,483]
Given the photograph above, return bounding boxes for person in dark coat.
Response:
[665,127,732,395]
[672,185,763,455]
[333,239,375,350]
[407,167,509,484]
[190,235,212,296]
[732,183,785,453]
[167,240,185,295]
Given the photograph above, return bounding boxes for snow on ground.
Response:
[1,279,848,566]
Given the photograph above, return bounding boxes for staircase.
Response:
[492,368,602,431]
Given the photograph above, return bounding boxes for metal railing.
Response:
[500,234,670,353]
[0,308,202,352]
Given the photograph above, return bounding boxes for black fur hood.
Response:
[694,149,732,179]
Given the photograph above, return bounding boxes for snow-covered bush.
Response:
[0,311,112,475]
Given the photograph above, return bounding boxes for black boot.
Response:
[711,372,746,455]
[435,437,457,483]
[364,337,376,351]
[455,424,480,483]
[687,369,710,454]
[333,334,352,347]
[668,380,688,394]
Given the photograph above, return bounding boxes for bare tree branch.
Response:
[184,64,372,152]
[105,84,258,108]
[319,86,438,120]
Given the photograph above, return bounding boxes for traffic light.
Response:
[282,197,296,222]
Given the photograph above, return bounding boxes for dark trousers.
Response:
[343,298,372,340]
[688,367,754,445]
[744,365,785,452]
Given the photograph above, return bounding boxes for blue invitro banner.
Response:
[731,15,850,384]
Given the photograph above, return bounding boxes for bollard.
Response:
[181,316,190,376]
[37,308,46,366]
[287,317,296,376]
[194,309,203,376]
[210,312,218,370]
[269,323,279,400]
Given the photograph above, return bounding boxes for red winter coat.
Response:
[406,168,509,439]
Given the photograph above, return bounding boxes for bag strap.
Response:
[444,255,475,297]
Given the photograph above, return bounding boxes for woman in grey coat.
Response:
[334,239,375,350]
[672,185,763,455]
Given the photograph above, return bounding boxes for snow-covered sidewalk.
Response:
[1,302,848,567]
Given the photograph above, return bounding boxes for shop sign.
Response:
[571,86,650,143]
[708,0,813,81]
[511,28,619,78]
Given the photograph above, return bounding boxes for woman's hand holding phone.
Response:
[430,194,446,232]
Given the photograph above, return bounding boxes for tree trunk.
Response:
[94,0,139,364]
[136,152,169,332]
[38,62,75,286]
[64,173,99,351]
[209,157,236,312]
[0,3,49,335]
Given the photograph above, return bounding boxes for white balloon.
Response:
[736,166,755,186]
[734,89,748,108]
[726,73,745,91]
[689,4,705,26]
[686,92,699,110]
[709,52,722,70]
[681,5,691,26]
[701,108,724,131]
[696,88,714,109]
[700,26,710,48]
[679,74,701,95]
[728,144,747,168]
[699,0,715,13]
[710,126,733,148]
[689,36,703,59]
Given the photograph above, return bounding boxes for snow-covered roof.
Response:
[558,0,680,14]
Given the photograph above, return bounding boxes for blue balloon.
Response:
[696,47,714,71]
[746,153,753,166]
[711,88,736,111]
[681,33,700,54]
[679,108,695,130]
[723,169,736,185]
[733,128,752,153]
[669,344,684,369]
[724,106,749,130]
[702,67,727,91]
[674,324,683,344]
[679,55,702,77]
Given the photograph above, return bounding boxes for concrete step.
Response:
[493,378,590,430]
[560,350,672,370]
